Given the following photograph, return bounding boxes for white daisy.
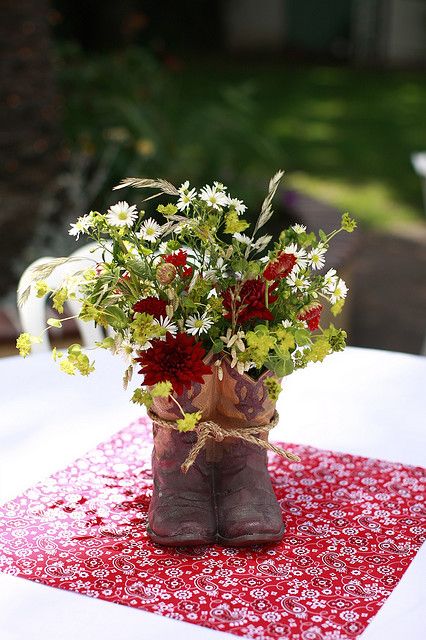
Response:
[285,243,308,271]
[157,241,170,254]
[106,201,138,228]
[329,278,348,304]
[114,335,134,364]
[282,319,293,328]
[199,185,228,210]
[322,268,338,292]
[308,246,327,270]
[155,316,178,337]
[137,217,162,243]
[292,223,306,234]
[185,312,214,336]
[286,271,310,292]
[178,180,190,192]
[204,257,225,281]
[177,181,197,211]
[213,181,227,191]
[233,232,251,245]
[226,197,247,215]
[68,213,93,239]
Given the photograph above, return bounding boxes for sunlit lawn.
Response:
[179,62,426,229]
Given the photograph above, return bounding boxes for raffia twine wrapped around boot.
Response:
[147,408,301,473]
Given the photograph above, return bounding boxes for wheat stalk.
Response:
[113,177,179,196]
[17,257,94,308]
[253,170,285,236]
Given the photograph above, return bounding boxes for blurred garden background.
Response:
[1,0,426,355]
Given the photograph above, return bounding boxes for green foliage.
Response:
[57,44,280,211]
[341,212,357,233]
[51,287,68,314]
[264,377,282,401]
[224,211,250,234]
[177,411,202,432]
[104,305,128,330]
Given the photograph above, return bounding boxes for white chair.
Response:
[411,152,426,216]
[17,242,112,353]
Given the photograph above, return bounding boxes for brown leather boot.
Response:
[147,380,217,546]
[213,358,285,546]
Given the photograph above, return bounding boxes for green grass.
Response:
[177,62,426,229]
[59,45,426,230]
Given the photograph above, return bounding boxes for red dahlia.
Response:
[164,250,187,267]
[222,278,277,324]
[133,296,167,320]
[136,332,212,395]
[298,304,323,331]
[264,252,297,281]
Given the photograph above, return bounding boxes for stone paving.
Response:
[350,230,426,355]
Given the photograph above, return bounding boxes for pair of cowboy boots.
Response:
[147,358,284,546]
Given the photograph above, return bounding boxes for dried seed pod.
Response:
[156,262,176,285]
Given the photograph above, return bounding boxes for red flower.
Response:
[182,265,193,278]
[298,304,322,331]
[264,252,297,281]
[136,332,212,395]
[222,278,277,324]
[164,250,187,267]
[133,296,167,320]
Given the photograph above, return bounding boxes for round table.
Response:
[0,347,425,640]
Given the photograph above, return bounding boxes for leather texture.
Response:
[147,425,216,545]
[147,356,285,546]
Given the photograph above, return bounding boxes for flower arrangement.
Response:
[17,171,356,432]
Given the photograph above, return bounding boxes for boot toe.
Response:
[148,499,216,545]
[217,496,284,545]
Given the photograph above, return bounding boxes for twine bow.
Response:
[147,408,301,473]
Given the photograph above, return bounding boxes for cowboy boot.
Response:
[213,358,285,546]
[147,379,216,546]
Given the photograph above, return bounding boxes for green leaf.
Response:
[47,318,62,328]
[212,340,224,354]
[126,258,147,277]
[68,343,82,355]
[104,305,128,329]
[176,411,202,432]
[96,337,116,349]
[265,356,293,377]
[331,299,345,316]
[151,381,173,397]
[294,328,312,346]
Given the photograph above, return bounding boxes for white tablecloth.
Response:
[0,347,425,640]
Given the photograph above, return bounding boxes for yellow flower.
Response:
[224,211,250,234]
[151,381,173,398]
[264,377,282,401]
[16,333,42,357]
[275,326,295,351]
[177,411,202,432]
[59,358,76,375]
[307,338,330,363]
[52,287,68,314]
[35,280,49,298]
[131,388,153,408]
